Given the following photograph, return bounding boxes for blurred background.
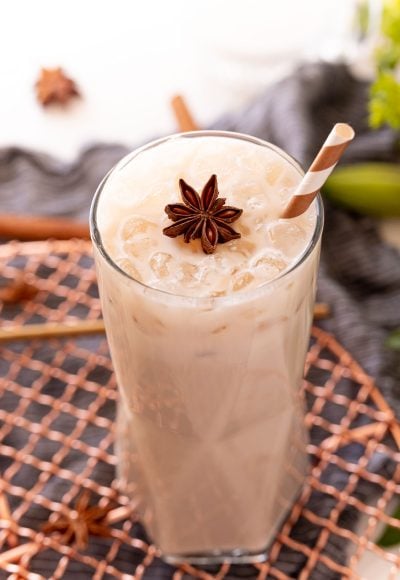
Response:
[0,0,367,158]
[2,0,399,241]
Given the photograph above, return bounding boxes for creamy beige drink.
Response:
[91,131,323,563]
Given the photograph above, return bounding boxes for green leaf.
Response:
[382,0,400,46]
[355,0,370,40]
[377,503,400,547]
[369,72,400,129]
[385,329,400,350]
[375,44,400,71]
[368,0,400,130]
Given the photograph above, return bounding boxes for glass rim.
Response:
[90,130,324,304]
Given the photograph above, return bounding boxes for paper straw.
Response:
[281,123,355,219]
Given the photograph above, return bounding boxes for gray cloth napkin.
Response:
[0,62,399,579]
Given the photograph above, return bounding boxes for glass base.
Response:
[162,548,268,566]
[143,480,308,566]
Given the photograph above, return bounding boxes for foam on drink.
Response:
[97,136,316,296]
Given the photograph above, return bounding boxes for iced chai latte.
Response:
[90,131,323,564]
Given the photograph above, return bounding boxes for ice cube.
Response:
[254,216,266,231]
[123,238,155,258]
[176,262,199,287]
[150,252,172,278]
[121,217,156,241]
[266,163,284,185]
[232,272,254,292]
[235,221,251,236]
[268,221,307,258]
[280,175,297,188]
[227,239,256,257]
[116,258,142,281]
[212,324,228,333]
[246,196,265,210]
[254,254,288,279]
[203,263,229,296]
[210,290,227,297]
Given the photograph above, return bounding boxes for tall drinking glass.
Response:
[90,131,323,565]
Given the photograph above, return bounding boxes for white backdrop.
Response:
[0,0,356,159]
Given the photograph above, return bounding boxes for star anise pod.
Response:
[163,174,243,254]
[0,275,38,304]
[42,491,113,550]
[35,67,80,106]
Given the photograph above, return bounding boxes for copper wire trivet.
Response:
[0,240,399,579]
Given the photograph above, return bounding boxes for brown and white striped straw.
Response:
[281,123,355,219]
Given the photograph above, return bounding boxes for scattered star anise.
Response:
[163,174,243,254]
[0,274,38,304]
[42,491,113,550]
[35,67,80,106]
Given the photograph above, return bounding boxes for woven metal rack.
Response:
[0,239,399,579]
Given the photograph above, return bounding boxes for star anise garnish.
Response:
[42,491,113,550]
[35,67,80,106]
[163,174,243,254]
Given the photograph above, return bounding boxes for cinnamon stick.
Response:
[0,304,328,343]
[0,319,105,342]
[171,95,199,132]
[0,214,90,241]
[313,302,331,320]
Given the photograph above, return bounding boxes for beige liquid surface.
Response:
[97,136,315,296]
[94,133,320,559]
